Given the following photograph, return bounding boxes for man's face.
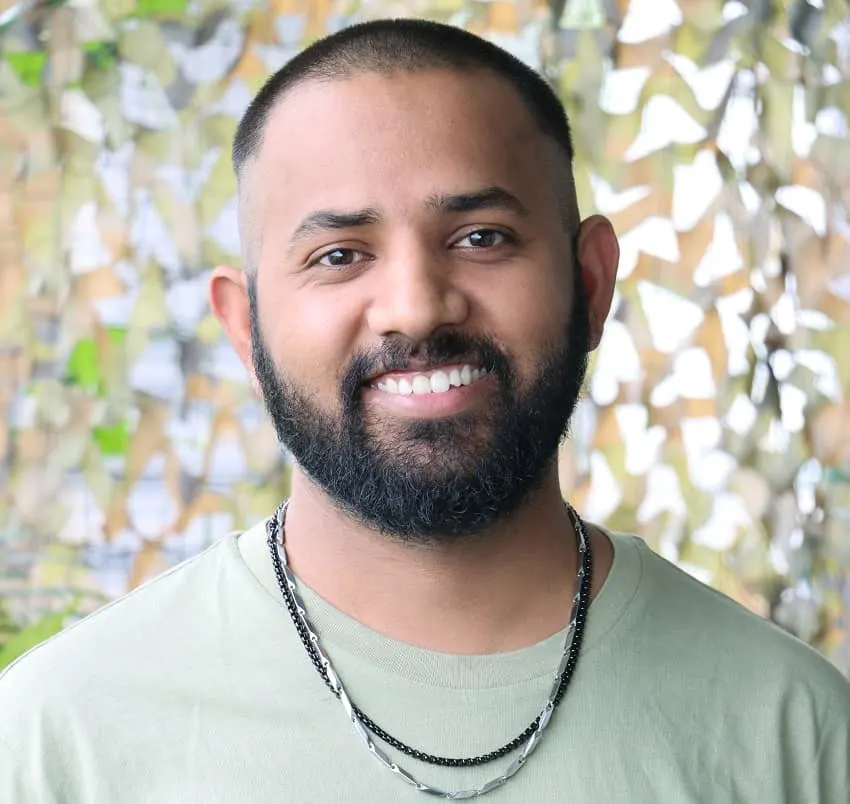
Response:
[238,69,600,540]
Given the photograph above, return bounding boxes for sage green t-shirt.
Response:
[1,519,848,803]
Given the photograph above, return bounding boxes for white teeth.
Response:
[430,370,450,393]
[412,375,431,395]
[376,364,487,397]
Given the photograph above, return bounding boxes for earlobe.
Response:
[209,265,254,372]
[576,215,619,350]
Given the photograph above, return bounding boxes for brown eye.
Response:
[456,229,508,249]
[317,248,362,268]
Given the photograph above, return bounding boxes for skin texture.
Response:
[211,68,620,654]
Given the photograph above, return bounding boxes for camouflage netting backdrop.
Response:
[0,0,848,674]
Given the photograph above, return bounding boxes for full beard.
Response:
[248,272,591,542]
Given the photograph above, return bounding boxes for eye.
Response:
[454,229,511,249]
[313,247,366,269]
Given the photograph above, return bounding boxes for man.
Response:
[1,18,848,803]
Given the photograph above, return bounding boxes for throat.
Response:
[363,576,581,655]
[276,488,597,655]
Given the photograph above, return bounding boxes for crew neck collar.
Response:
[233,515,644,689]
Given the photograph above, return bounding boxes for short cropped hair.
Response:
[232,18,575,180]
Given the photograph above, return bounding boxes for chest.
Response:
[76,685,780,804]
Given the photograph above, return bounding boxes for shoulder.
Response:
[604,531,849,799]
[610,532,850,709]
[0,529,278,800]
[0,535,235,713]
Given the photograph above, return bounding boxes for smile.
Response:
[373,365,489,396]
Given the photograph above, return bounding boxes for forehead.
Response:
[246,69,558,225]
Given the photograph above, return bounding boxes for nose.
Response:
[365,247,470,343]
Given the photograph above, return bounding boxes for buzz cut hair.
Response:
[231,18,575,182]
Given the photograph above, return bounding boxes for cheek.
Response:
[471,261,571,356]
[263,287,364,395]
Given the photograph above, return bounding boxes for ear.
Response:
[576,215,619,351]
[209,265,258,391]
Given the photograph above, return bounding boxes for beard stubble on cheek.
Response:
[247,268,591,541]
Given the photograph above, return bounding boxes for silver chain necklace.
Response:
[266,500,592,799]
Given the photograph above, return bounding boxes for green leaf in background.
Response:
[0,604,76,672]
[66,338,101,391]
[93,420,131,456]
[0,599,17,651]
[107,326,126,346]
[6,52,47,86]
[84,42,119,72]
[136,0,188,18]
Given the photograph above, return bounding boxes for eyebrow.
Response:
[289,208,381,248]
[287,185,529,252]
[426,186,530,218]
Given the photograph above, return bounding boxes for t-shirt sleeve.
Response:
[0,657,67,804]
[802,678,850,803]
[817,712,850,803]
[0,734,52,804]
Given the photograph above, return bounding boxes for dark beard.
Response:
[248,269,590,542]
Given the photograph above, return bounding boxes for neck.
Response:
[281,467,607,654]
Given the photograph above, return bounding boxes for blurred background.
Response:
[0,0,848,674]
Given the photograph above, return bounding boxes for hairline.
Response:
[239,64,573,171]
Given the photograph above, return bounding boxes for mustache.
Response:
[340,331,514,402]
